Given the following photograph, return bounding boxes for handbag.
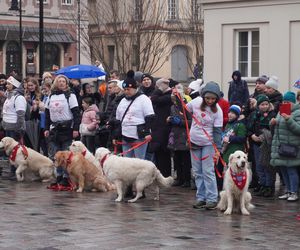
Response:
[278,143,298,158]
[79,124,96,136]
[136,123,149,139]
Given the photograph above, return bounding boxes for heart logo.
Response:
[201,113,206,118]
[55,103,59,107]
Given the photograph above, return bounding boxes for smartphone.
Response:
[279,102,292,115]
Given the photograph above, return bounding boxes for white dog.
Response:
[95,147,174,202]
[0,137,55,182]
[217,150,254,215]
[69,141,102,171]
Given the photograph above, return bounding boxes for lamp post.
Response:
[9,0,22,79]
[39,0,44,80]
[77,0,81,64]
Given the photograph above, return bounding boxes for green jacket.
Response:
[270,103,300,167]
[222,120,247,163]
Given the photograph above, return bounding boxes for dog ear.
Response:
[228,153,234,164]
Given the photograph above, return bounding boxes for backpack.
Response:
[14,95,31,121]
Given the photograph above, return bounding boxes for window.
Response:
[62,0,72,5]
[134,0,143,21]
[191,0,200,21]
[108,45,115,70]
[36,0,48,3]
[236,30,259,77]
[168,0,177,20]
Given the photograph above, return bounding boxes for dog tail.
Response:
[155,169,174,187]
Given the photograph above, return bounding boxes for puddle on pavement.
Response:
[57,228,76,233]
[174,236,194,240]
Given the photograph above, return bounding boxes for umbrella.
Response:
[55,64,106,79]
[293,79,300,89]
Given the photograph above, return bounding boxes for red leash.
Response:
[174,92,226,178]
[116,137,151,157]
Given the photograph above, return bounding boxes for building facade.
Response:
[202,0,300,96]
[0,0,90,78]
[88,0,203,82]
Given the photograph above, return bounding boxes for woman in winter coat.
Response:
[149,78,173,177]
[167,84,192,187]
[187,81,223,210]
[270,91,299,202]
[80,97,99,153]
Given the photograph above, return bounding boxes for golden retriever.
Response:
[0,137,55,182]
[69,141,102,172]
[95,147,174,202]
[217,150,254,215]
[54,150,113,192]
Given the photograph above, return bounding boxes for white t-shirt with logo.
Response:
[46,93,78,123]
[3,95,27,123]
[116,94,154,139]
[187,96,223,146]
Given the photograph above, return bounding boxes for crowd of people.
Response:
[0,68,299,209]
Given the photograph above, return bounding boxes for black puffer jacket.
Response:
[266,90,282,113]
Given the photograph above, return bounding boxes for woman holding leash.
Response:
[44,75,81,190]
[187,81,223,210]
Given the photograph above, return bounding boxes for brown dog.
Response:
[54,151,113,193]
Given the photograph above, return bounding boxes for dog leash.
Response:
[113,137,151,157]
[174,92,226,178]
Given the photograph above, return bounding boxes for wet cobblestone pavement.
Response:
[0,168,299,249]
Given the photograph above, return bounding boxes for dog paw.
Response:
[115,197,122,202]
[241,209,250,215]
[76,189,83,193]
[224,209,232,215]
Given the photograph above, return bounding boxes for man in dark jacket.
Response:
[228,70,249,106]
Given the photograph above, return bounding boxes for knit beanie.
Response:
[42,72,52,80]
[122,70,137,89]
[169,78,179,88]
[0,73,7,80]
[229,105,241,117]
[134,71,143,84]
[141,73,154,83]
[117,80,124,90]
[256,75,269,84]
[156,78,170,92]
[256,94,270,106]
[201,81,221,101]
[265,76,279,90]
[188,79,203,91]
[283,91,296,104]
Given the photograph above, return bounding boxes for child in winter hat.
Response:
[283,91,296,103]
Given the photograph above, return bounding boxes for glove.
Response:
[170,116,181,125]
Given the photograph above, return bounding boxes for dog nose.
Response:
[241,161,246,167]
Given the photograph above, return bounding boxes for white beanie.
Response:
[265,76,279,90]
[188,79,203,91]
[117,80,124,90]
[7,76,21,88]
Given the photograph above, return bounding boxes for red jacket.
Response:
[218,97,230,128]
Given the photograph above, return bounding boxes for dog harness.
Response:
[9,144,28,162]
[66,152,74,167]
[230,168,247,190]
[100,153,109,168]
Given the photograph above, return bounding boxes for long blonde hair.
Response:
[26,77,41,101]
[51,75,70,92]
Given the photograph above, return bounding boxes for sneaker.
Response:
[193,201,206,209]
[278,192,290,200]
[205,202,218,210]
[287,193,299,202]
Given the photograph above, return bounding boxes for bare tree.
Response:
[70,0,173,75]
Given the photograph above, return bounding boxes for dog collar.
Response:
[9,144,28,162]
[230,168,247,190]
[66,152,74,166]
[100,153,109,168]
[82,150,87,157]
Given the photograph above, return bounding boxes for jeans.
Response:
[280,166,299,193]
[191,145,218,203]
[253,144,274,187]
[48,138,72,178]
[122,139,148,160]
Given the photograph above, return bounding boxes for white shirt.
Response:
[187,96,223,146]
[116,94,154,139]
[46,93,78,123]
[3,94,26,123]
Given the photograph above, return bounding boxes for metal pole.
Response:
[19,0,22,79]
[77,0,81,64]
[39,0,44,80]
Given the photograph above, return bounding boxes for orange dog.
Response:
[54,151,113,193]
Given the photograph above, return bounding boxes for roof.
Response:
[0,24,75,43]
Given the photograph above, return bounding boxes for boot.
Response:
[254,186,266,196]
[263,187,274,197]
